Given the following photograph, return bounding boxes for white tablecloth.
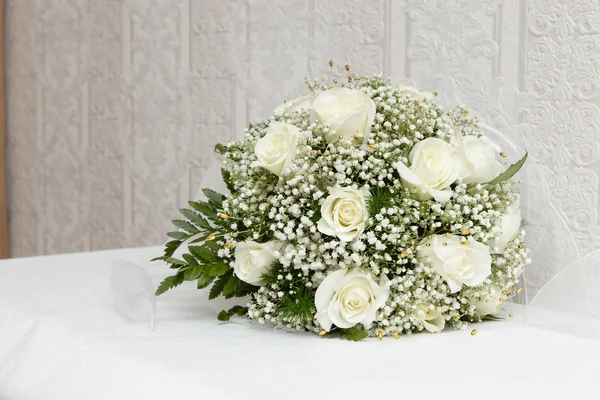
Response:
[1,247,599,399]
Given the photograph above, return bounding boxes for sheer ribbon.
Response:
[109,260,157,331]
[481,124,600,339]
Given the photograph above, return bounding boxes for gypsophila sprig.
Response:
[155,72,530,341]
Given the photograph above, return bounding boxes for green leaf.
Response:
[222,276,257,299]
[278,287,316,325]
[197,269,216,289]
[209,262,230,277]
[164,240,181,250]
[179,208,200,223]
[221,277,238,298]
[158,240,182,259]
[164,257,187,266]
[202,188,224,208]
[310,200,322,223]
[167,231,189,240]
[189,245,218,263]
[483,151,528,186]
[482,314,505,322]
[238,282,257,297]
[183,265,204,280]
[197,219,212,231]
[150,241,188,268]
[155,272,185,296]
[172,220,199,233]
[260,262,281,286]
[182,253,199,266]
[188,235,211,245]
[221,168,235,193]
[179,209,212,230]
[189,201,218,221]
[368,187,394,215]
[204,240,221,252]
[209,270,233,299]
[215,143,228,155]
[339,327,369,341]
[217,305,248,322]
[165,240,181,248]
[217,310,231,322]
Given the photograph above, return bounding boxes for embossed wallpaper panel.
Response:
[5,0,600,294]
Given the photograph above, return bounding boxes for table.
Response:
[1,247,599,399]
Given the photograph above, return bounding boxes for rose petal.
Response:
[328,111,368,141]
[397,161,454,203]
[446,278,464,293]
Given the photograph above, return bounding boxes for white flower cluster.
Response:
[218,74,530,338]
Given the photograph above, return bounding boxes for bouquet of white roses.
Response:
[155,68,529,341]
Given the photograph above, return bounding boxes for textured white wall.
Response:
[5,0,600,293]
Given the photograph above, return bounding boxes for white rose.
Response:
[274,94,313,116]
[455,132,505,184]
[473,285,506,316]
[254,121,301,177]
[414,304,446,333]
[317,187,368,242]
[396,138,462,203]
[418,234,492,293]
[312,88,376,142]
[233,241,279,286]
[397,83,433,102]
[491,200,522,253]
[315,269,389,331]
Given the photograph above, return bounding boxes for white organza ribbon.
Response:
[480,124,600,339]
[527,249,600,339]
[109,260,157,331]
